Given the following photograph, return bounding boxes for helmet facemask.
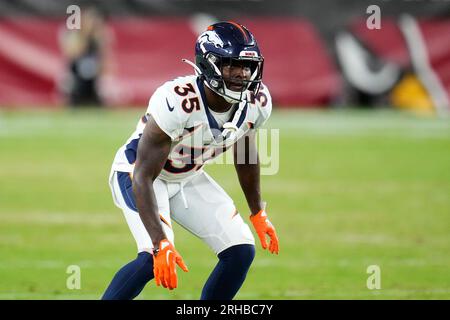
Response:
[204,53,264,103]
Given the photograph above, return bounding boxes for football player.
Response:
[102,21,279,300]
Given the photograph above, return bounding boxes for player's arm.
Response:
[233,130,263,215]
[233,130,279,254]
[133,115,188,289]
[133,115,171,247]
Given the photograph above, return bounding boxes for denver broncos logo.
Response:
[198,31,224,53]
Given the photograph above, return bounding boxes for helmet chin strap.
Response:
[222,92,242,103]
[184,57,247,143]
[221,100,247,142]
[223,85,247,103]
[203,79,246,104]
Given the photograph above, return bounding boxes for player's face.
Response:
[221,59,252,92]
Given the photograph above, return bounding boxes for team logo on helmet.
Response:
[197,31,224,53]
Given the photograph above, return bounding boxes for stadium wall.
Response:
[0,0,448,109]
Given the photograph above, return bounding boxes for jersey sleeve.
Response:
[253,84,273,130]
[146,85,187,141]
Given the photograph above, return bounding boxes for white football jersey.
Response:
[112,75,272,182]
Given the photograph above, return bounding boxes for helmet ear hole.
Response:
[208,54,219,64]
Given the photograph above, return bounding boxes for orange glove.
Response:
[250,209,279,254]
[153,239,188,290]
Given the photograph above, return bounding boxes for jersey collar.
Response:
[196,77,248,140]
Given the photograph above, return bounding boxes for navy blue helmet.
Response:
[185,21,264,103]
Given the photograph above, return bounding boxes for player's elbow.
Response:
[132,166,155,190]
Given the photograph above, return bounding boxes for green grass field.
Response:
[0,108,449,299]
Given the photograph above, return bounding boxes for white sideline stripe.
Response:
[265,113,450,137]
[1,212,122,226]
[7,118,448,132]
[268,114,450,129]
[399,15,450,117]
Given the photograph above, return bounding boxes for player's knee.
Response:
[219,244,255,269]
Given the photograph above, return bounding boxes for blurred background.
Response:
[0,0,449,299]
[0,0,449,113]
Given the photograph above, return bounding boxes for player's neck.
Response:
[204,84,234,113]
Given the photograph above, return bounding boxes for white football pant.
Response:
[109,170,255,255]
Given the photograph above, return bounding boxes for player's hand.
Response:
[153,239,188,290]
[250,209,279,254]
